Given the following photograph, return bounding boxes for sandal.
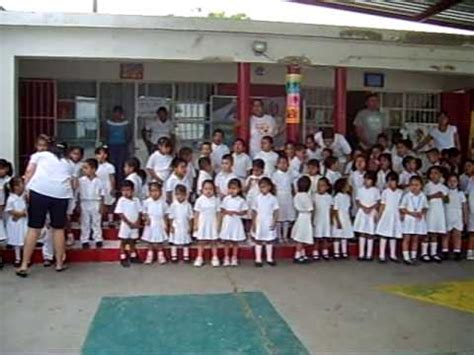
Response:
[16,270,28,278]
[55,265,69,272]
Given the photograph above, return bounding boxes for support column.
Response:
[334,67,347,134]
[0,54,16,166]
[286,65,302,143]
[237,63,251,142]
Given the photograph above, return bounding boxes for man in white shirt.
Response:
[314,128,352,165]
[354,94,389,149]
[249,99,276,158]
[142,107,174,154]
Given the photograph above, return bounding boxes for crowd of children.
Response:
[1,126,474,270]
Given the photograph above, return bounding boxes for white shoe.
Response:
[157,252,167,265]
[194,256,204,267]
[211,257,220,267]
[231,257,239,267]
[144,251,154,264]
[223,257,231,267]
[66,234,75,247]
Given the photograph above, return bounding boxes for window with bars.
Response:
[302,87,334,137]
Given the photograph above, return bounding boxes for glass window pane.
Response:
[57,81,96,100]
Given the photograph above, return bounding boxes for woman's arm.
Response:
[454,131,461,151]
[23,162,37,186]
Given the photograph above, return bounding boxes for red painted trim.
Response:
[334,67,347,135]
[237,63,251,142]
[441,91,471,157]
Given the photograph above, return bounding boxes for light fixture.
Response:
[252,40,267,55]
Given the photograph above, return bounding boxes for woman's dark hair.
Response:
[124,158,139,172]
[202,179,216,193]
[296,176,311,193]
[0,159,13,177]
[198,156,211,170]
[228,178,243,197]
[252,159,265,170]
[258,177,275,195]
[175,184,187,195]
[363,171,377,185]
[84,158,98,170]
[379,153,392,169]
[386,171,399,183]
[148,181,162,191]
[334,177,348,194]
[95,145,109,156]
[49,141,68,159]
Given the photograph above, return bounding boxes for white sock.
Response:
[468,250,473,257]
[366,239,374,258]
[265,244,274,262]
[403,250,411,261]
[322,248,329,257]
[341,240,348,255]
[255,245,263,263]
[421,242,429,255]
[14,246,21,261]
[359,236,366,258]
[411,250,417,259]
[430,242,438,256]
[294,249,301,259]
[301,248,306,257]
[453,248,461,253]
[389,239,397,259]
[442,247,449,253]
[333,241,340,255]
[313,248,319,257]
[379,238,387,259]
[171,246,178,258]
[183,247,189,258]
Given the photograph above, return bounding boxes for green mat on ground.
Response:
[82,291,308,355]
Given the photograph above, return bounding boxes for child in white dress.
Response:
[376,153,392,191]
[291,176,314,264]
[252,177,279,267]
[255,136,279,176]
[146,137,173,184]
[399,156,418,190]
[124,158,143,200]
[313,177,333,260]
[232,139,252,181]
[375,172,403,262]
[272,156,296,243]
[5,178,27,267]
[323,157,342,186]
[95,146,116,227]
[165,158,192,203]
[354,172,380,261]
[214,154,237,199]
[349,155,367,216]
[210,129,230,174]
[220,179,248,267]
[244,159,266,229]
[289,144,306,177]
[304,159,322,195]
[193,181,221,267]
[422,166,447,262]
[444,174,467,261]
[66,146,84,246]
[179,147,197,197]
[0,159,12,268]
[196,157,213,196]
[168,185,193,263]
[400,175,429,265]
[115,180,142,267]
[142,182,169,265]
[78,159,105,249]
[332,178,353,259]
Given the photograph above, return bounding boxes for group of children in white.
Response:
[1,127,474,269]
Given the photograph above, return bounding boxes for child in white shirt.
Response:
[115,181,142,267]
[232,138,252,181]
[304,159,322,195]
[214,154,238,199]
[349,155,367,216]
[179,147,196,196]
[444,174,467,261]
[291,176,314,264]
[168,185,193,263]
[95,146,116,227]
[313,177,333,260]
[323,157,342,186]
[66,146,83,246]
[376,153,393,191]
[332,178,353,259]
[124,158,143,200]
[146,137,173,184]
[196,156,213,195]
[305,134,321,161]
[5,177,27,267]
[290,144,306,176]
[210,129,230,173]
[165,158,192,203]
[0,159,12,267]
[255,136,279,176]
[399,156,419,190]
[78,159,105,249]
[142,182,169,265]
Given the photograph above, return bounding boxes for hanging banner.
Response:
[285,73,302,124]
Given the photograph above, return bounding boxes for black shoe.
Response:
[357,256,365,261]
[441,251,449,260]
[403,258,414,265]
[254,261,263,268]
[120,258,130,268]
[130,255,142,264]
[15,269,28,277]
[266,260,276,266]
[365,257,374,262]
[454,252,462,261]
[431,254,443,263]
[96,241,103,249]
[13,260,21,268]
[171,257,179,264]
[322,254,331,261]
[43,259,54,267]
[82,242,90,250]
[312,254,320,261]
[421,254,431,262]
[378,258,387,263]
[389,257,401,263]
[333,253,341,260]
[342,253,349,259]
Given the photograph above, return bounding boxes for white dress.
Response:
[126,172,144,200]
[424,181,448,233]
[349,170,365,216]
[219,195,248,242]
[325,169,342,186]
[215,171,238,197]
[313,193,333,238]
[5,193,27,246]
[141,198,169,243]
[375,188,403,239]
[254,150,279,176]
[193,195,220,241]
[196,170,213,195]
[332,193,354,239]
[146,151,172,182]
[272,170,296,222]
[96,162,116,205]
[400,192,429,235]
[252,193,279,241]
[353,187,380,235]
[114,197,142,240]
[165,173,192,199]
[399,170,417,188]
[168,200,193,245]
[0,176,10,242]
[291,193,314,244]
[376,169,390,191]
[232,152,252,180]
[245,174,265,219]
[445,189,466,232]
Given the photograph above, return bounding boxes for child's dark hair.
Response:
[371,144,383,153]
[137,169,147,184]
[318,177,332,193]
[201,141,212,149]
[95,145,109,156]
[445,173,459,189]
[324,156,338,170]
[415,158,423,171]
[252,159,265,170]
[402,155,416,170]
[427,165,443,179]
[258,177,275,194]
[307,159,320,169]
[277,155,289,164]
[158,137,173,150]
[148,181,162,191]
[261,136,274,145]
[295,144,306,153]
[234,138,246,146]
[305,134,315,142]
[228,178,243,196]
[113,105,124,114]
[68,145,84,157]
[409,175,423,186]
[322,148,333,157]
[379,153,392,168]
[363,171,377,185]
[334,178,348,194]
[84,158,98,170]
[202,179,216,193]
[178,146,193,159]
[198,156,211,170]
[121,180,135,190]
[352,154,367,171]
[222,154,233,165]
[213,129,224,137]
[386,171,399,183]
[175,184,187,195]
[8,176,24,194]
[296,176,311,193]
[124,158,140,172]
[0,159,13,177]
[171,157,187,169]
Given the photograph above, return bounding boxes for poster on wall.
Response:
[120,63,144,80]
[210,96,286,149]
[135,96,172,165]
